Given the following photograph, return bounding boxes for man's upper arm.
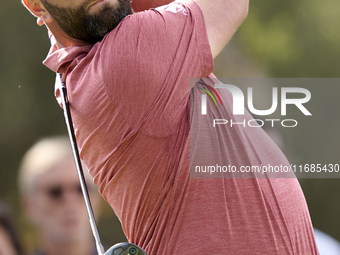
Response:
[178,0,249,58]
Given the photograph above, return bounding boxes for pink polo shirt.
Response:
[44,1,319,254]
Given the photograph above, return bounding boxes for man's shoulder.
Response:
[101,0,201,46]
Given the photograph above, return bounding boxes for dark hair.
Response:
[0,201,24,255]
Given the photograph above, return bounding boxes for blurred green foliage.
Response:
[237,0,340,77]
[1,0,339,252]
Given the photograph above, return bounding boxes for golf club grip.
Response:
[57,74,105,255]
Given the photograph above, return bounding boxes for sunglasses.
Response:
[46,184,83,200]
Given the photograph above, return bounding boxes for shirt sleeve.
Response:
[100,0,214,137]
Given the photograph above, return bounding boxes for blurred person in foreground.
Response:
[18,137,101,255]
[314,228,340,255]
[0,201,24,255]
[21,0,319,254]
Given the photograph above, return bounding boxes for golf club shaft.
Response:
[58,74,105,255]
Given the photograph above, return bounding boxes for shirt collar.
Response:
[43,42,93,74]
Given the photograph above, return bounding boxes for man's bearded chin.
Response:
[41,0,133,44]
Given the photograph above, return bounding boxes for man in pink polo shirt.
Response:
[22,0,319,254]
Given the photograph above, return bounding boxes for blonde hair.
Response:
[18,136,78,193]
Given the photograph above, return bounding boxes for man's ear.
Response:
[22,0,53,23]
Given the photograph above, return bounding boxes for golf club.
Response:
[57,74,148,255]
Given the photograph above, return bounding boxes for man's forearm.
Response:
[181,0,249,58]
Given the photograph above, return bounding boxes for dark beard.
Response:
[41,0,133,43]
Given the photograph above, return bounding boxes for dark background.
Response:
[1,0,339,252]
